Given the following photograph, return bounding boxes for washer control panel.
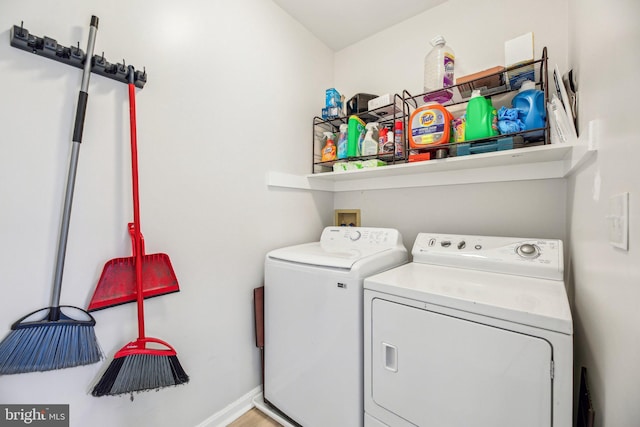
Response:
[412,233,563,280]
[321,227,403,247]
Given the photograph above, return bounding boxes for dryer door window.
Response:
[370,298,553,427]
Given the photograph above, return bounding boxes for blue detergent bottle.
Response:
[512,80,546,141]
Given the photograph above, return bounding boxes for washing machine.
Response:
[363,233,573,427]
[264,226,408,427]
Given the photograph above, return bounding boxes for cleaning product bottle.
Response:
[347,115,366,158]
[408,103,453,148]
[394,121,404,158]
[361,122,379,156]
[464,90,499,141]
[423,35,455,104]
[336,124,349,159]
[378,127,393,156]
[512,80,546,141]
[321,132,337,162]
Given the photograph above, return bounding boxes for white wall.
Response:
[335,180,567,250]
[0,1,333,426]
[333,0,570,249]
[334,0,569,99]
[567,0,640,425]
[332,0,640,425]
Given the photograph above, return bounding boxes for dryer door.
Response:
[370,298,552,427]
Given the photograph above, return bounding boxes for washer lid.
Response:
[267,227,405,269]
[364,262,572,334]
[268,242,395,269]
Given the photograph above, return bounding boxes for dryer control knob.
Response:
[517,243,539,258]
[349,231,361,241]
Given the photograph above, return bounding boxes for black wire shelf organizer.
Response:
[311,93,410,174]
[311,46,549,174]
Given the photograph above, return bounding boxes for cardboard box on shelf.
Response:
[456,66,506,98]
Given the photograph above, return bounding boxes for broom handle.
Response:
[128,66,146,340]
[51,16,99,311]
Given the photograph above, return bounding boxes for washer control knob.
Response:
[457,241,466,250]
[517,243,539,258]
[349,231,361,241]
[441,240,451,248]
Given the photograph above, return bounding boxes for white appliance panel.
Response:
[268,242,393,270]
[365,413,389,427]
[370,298,553,427]
[364,262,572,334]
[268,227,403,269]
[265,260,363,427]
[412,233,563,280]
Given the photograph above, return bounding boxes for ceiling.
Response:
[271,0,447,51]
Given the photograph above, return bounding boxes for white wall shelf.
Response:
[267,142,596,192]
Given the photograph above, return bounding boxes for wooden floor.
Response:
[227,408,283,427]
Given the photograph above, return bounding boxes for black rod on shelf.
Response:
[9,21,147,88]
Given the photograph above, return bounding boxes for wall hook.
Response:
[9,19,147,88]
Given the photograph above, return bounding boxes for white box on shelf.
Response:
[368,94,391,110]
[368,94,404,119]
[505,32,535,89]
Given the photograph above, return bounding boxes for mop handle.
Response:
[50,16,99,311]
[128,66,146,340]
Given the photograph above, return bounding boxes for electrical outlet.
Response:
[607,192,629,250]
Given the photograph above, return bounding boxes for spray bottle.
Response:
[321,132,337,162]
[378,127,393,156]
[361,122,379,156]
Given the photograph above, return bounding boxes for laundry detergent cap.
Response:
[430,35,446,47]
[519,80,536,92]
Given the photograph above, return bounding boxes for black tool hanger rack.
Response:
[10,21,147,88]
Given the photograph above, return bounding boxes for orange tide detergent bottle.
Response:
[409,103,453,149]
[321,132,337,162]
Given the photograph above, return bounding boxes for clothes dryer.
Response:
[265,227,408,427]
[364,233,572,427]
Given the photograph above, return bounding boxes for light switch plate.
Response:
[607,192,629,250]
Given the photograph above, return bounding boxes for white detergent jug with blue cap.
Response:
[512,80,546,141]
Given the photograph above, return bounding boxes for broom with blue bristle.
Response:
[0,16,102,375]
[91,65,188,396]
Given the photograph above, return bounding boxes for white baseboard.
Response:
[195,386,262,427]
[252,392,297,427]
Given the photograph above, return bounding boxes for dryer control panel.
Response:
[412,233,563,280]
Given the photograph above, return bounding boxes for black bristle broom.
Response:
[0,16,102,375]
[91,66,188,396]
